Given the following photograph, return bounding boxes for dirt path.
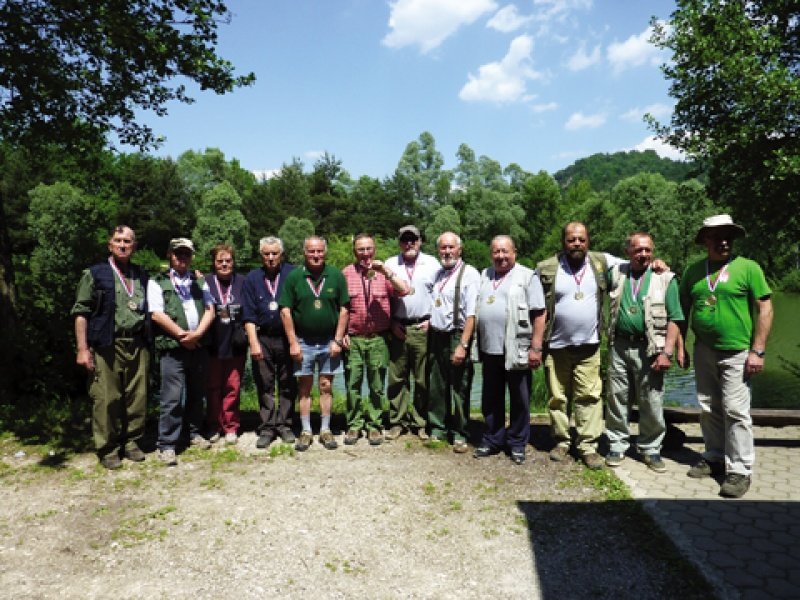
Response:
[0,430,713,599]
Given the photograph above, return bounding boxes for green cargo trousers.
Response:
[345,334,389,432]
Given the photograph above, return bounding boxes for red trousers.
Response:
[207,355,246,435]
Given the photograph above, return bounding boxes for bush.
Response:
[778,270,800,293]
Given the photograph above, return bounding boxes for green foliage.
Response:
[192,181,251,269]
[396,131,448,206]
[0,1,254,149]
[278,217,315,265]
[131,248,164,273]
[424,206,462,250]
[778,270,800,293]
[650,1,800,274]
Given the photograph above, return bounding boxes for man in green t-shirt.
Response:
[679,215,773,498]
[605,232,684,473]
[279,236,349,452]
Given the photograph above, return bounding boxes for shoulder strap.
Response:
[452,262,467,330]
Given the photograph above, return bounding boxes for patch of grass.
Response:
[422,481,437,496]
[424,438,449,451]
[447,500,462,512]
[209,447,243,470]
[111,505,177,547]
[269,443,295,458]
[23,508,58,521]
[201,476,224,490]
[580,468,632,501]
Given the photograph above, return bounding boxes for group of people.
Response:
[73,213,772,499]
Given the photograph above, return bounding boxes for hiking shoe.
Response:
[549,445,570,462]
[295,431,313,452]
[643,453,667,473]
[385,425,404,440]
[279,428,296,444]
[605,451,625,467]
[473,446,495,458]
[453,440,469,454]
[190,435,211,449]
[100,454,122,470]
[344,430,360,445]
[256,431,275,449]
[157,449,177,466]
[416,428,430,441]
[720,473,751,498]
[582,452,604,470]
[224,432,238,445]
[124,446,146,462]
[510,450,526,465]
[208,432,221,444]
[319,429,338,450]
[687,458,723,479]
[368,430,384,446]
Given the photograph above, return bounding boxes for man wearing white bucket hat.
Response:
[679,214,773,498]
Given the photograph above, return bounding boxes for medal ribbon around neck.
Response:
[108,257,134,298]
[705,258,731,294]
[169,269,193,301]
[402,254,417,282]
[264,271,280,300]
[306,275,326,299]
[214,275,232,305]
[437,259,462,294]
[359,264,373,307]
[629,267,649,300]
[564,256,588,293]
[492,268,510,291]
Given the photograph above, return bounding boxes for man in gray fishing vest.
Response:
[604,232,684,472]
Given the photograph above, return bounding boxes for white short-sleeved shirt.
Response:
[385,252,440,320]
[547,253,623,349]
[147,271,213,332]
[428,261,481,332]
[478,264,545,355]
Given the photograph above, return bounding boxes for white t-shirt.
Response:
[428,261,481,332]
[147,271,213,332]
[385,252,440,320]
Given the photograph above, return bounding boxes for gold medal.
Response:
[366,269,376,280]
[628,306,638,315]
[128,300,138,311]
[706,294,717,306]
[408,287,415,295]
[486,295,495,305]
[314,299,322,310]
[574,291,584,300]
[435,298,442,307]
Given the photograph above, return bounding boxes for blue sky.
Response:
[136,0,681,180]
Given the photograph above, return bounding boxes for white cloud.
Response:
[532,0,593,23]
[620,103,672,123]
[304,150,325,160]
[382,0,498,53]
[459,35,542,103]
[252,169,281,181]
[565,111,607,130]
[531,101,558,113]
[566,43,600,71]
[487,5,533,32]
[607,25,663,74]
[631,136,685,161]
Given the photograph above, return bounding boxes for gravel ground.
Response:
[0,425,714,599]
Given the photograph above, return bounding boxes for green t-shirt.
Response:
[279,264,350,339]
[680,255,771,350]
[613,269,684,337]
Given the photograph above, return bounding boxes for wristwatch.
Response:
[333,339,344,348]
[460,341,469,350]
[750,349,766,358]
[661,350,674,359]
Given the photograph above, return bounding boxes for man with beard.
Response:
[72,225,151,469]
[148,238,215,465]
[474,235,545,465]
[341,234,409,446]
[427,232,481,453]
[605,232,684,473]
[384,225,440,440]
[680,215,772,498]
[243,236,297,448]
[537,222,625,469]
[280,236,349,452]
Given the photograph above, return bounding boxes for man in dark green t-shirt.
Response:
[679,215,773,499]
[279,236,349,452]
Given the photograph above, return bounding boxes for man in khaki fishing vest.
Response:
[537,222,624,469]
[604,232,684,473]
[147,238,215,465]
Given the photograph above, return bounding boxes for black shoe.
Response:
[100,454,122,470]
[720,473,751,498]
[510,450,526,465]
[687,458,723,479]
[473,446,495,458]
[124,446,146,462]
[279,428,296,444]
[256,432,275,449]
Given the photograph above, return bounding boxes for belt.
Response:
[350,331,387,339]
[616,333,646,343]
[397,315,430,326]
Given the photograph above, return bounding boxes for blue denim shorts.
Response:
[294,337,343,376]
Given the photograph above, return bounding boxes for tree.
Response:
[192,181,251,268]
[396,131,449,207]
[650,1,800,273]
[278,217,315,265]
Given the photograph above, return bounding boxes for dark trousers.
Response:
[158,348,208,450]
[427,329,473,442]
[480,353,531,452]
[253,333,296,434]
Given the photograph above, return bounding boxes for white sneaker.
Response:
[157,448,177,466]
[224,432,238,445]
